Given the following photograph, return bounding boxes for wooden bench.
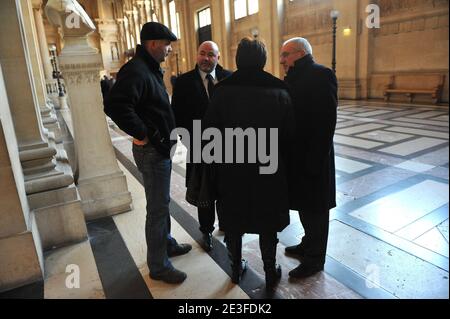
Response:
[384,74,445,104]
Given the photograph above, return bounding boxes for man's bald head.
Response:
[197,41,220,73]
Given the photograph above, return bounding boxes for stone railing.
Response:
[45,78,66,96]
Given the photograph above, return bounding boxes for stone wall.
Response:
[370,0,449,102]
[284,0,333,68]
[70,0,448,103]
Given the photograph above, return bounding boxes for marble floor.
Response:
[2,100,448,299]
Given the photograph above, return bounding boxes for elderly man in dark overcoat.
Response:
[280,37,338,279]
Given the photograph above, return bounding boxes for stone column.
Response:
[137,1,147,27]
[31,0,53,82]
[332,0,361,99]
[0,64,43,292]
[156,0,166,23]
[21,0,61,143]
[144,0,152,22]
[0,0,55,169]
[0,0,67,184]
[211,0,232,70]
[0,0,87,251]
[124,15,132,49]
[133,10,141,45]
[45,1,132,220]
[357,0,373,99]
[0,118,43,293]
[116,18,127,60]
[258,0,284,78]
[126,11,136,48]
[32,0,66,109]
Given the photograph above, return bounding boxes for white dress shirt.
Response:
[198,68,217,98]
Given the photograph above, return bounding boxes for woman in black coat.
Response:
[203,38,295,289]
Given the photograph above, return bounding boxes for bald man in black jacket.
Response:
[172,41,232,252]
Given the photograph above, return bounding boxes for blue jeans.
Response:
[133,143,177,276]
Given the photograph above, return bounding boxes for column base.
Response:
[55,148,69,163]
[338,79,362,100]
[50,95,60,109]
[59,95,69,109]
[78,173,132,221]
[0,231,43,293]
[22,160,57,177]
[27,184,78,210]
[25,173,74,195]
[33,200,88,251]
[44,122,63,144]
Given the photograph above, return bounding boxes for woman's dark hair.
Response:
[235,37,267,70]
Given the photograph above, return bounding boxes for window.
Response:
[169,0,181,38]
[197,7,212,46]
[234,0,247,19]
[198,7,211,28]
[247,0,259,15]
[234,0,259,20]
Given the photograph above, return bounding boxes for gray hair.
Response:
[283,37,313,56]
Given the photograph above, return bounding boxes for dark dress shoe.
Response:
[231,259,248,284]
[284,244,305,258]
[288,264,324,279]
[150,268,187,284]
[202,232,213,252]
[167,243,192,257]
[265,264,282,290]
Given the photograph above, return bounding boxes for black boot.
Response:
[260,233,281,290]
[226,233,247,284]
[265,264,281,289]
[231,260,248,284]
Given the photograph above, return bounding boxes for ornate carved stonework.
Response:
[377,0,449,16]
[374,10,448,37]
[59,62,103,85]
[60,62,103,71]
[284,0,333,37]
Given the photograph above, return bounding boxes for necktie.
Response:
[206,73,215,99]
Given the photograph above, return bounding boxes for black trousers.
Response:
[198,205,215,234]
[226,232,278,267]
[299,209,330,267]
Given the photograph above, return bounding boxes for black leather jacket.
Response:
[104,45,177,157]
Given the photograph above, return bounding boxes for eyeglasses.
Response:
[280,50,302,58]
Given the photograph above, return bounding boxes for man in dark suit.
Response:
[100,75,112,99]
[280,37,338,279]
[172,41,232,252]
